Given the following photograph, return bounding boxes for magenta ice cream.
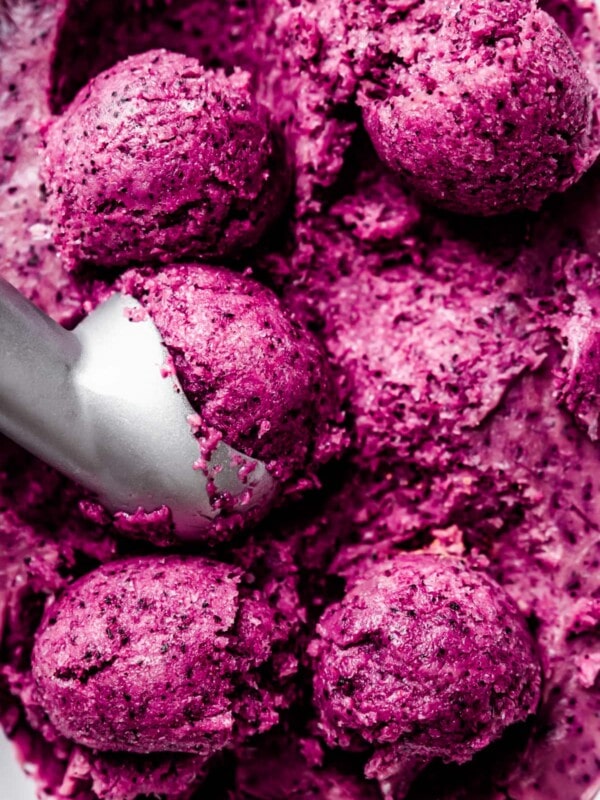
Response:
[269,166,600,799]
[43,49,288,270]
[309,553,541,793]
[359,2,596,215]
[1,459,302,798]
[1,1,600,800]
[110,263,345,488]
[31,555,300,756]
[255,0,600,217]
[557,305,600,440]
[233,733,381,799]
[58,750,210,800]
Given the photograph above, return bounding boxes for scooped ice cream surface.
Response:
[360,1,597,215]
[43,49,289,269]
[112,263,345,489]
[309,553,541,788]
[1,1,599,799]
[32,554,301,756]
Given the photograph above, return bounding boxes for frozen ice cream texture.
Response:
[360,1,597,215]
[113,263,344,490]
[32,555,301,756]
[0,260,342,544]
[309,553,541,788]
[43,49,289,270]
[1,0,599,798]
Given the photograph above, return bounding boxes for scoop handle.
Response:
[0,276,87,473]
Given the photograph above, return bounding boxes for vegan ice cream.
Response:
[32,554,301,755]
[1,1,600,800]
[233,733,381,799]
[359,2,597,215]
[43,49,288,270]
[110,262,345,488]
[309,553,541,792]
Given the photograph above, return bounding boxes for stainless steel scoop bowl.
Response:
[0,277,277,539]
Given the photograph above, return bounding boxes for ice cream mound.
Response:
[309,553,541,794]
[0,464,303,798]
[267,164,600,799]
[31,554,301,755]
[254,0,600,216]
[43,49,288,270]
[109,263,345,488]
[359,1,597,215]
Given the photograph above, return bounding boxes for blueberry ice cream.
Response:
[309,553,541,794]
[43,49,288,270]
[32,555,301,756]
[0,1,599,800]
[110,263,345,489]
[360,1,597,215]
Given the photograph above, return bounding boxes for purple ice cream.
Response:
[31,554,301,755]
[555,261,600,442]
[43,49,288,269]
[309,553,541,795]
[359,1,596,215]
[1,451,302,799]
[1,1,600,800]
[111,263,345,489]
[233,733,381,800]
[271,156,600,799]
[59,749,210,800]
[254,0,599,217]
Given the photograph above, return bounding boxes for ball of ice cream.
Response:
[31,554,301,755]
[115,263,344,486]
[360,5,595,215]
[309,553,541,785]
[43,49,288,269]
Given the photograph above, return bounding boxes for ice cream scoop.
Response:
[43,49,289,270]
[309,552,541,796]
[31,554,302,755]
[359,3,596,216]
[0,276,277,539]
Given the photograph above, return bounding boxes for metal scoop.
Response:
[0,276,277,540]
